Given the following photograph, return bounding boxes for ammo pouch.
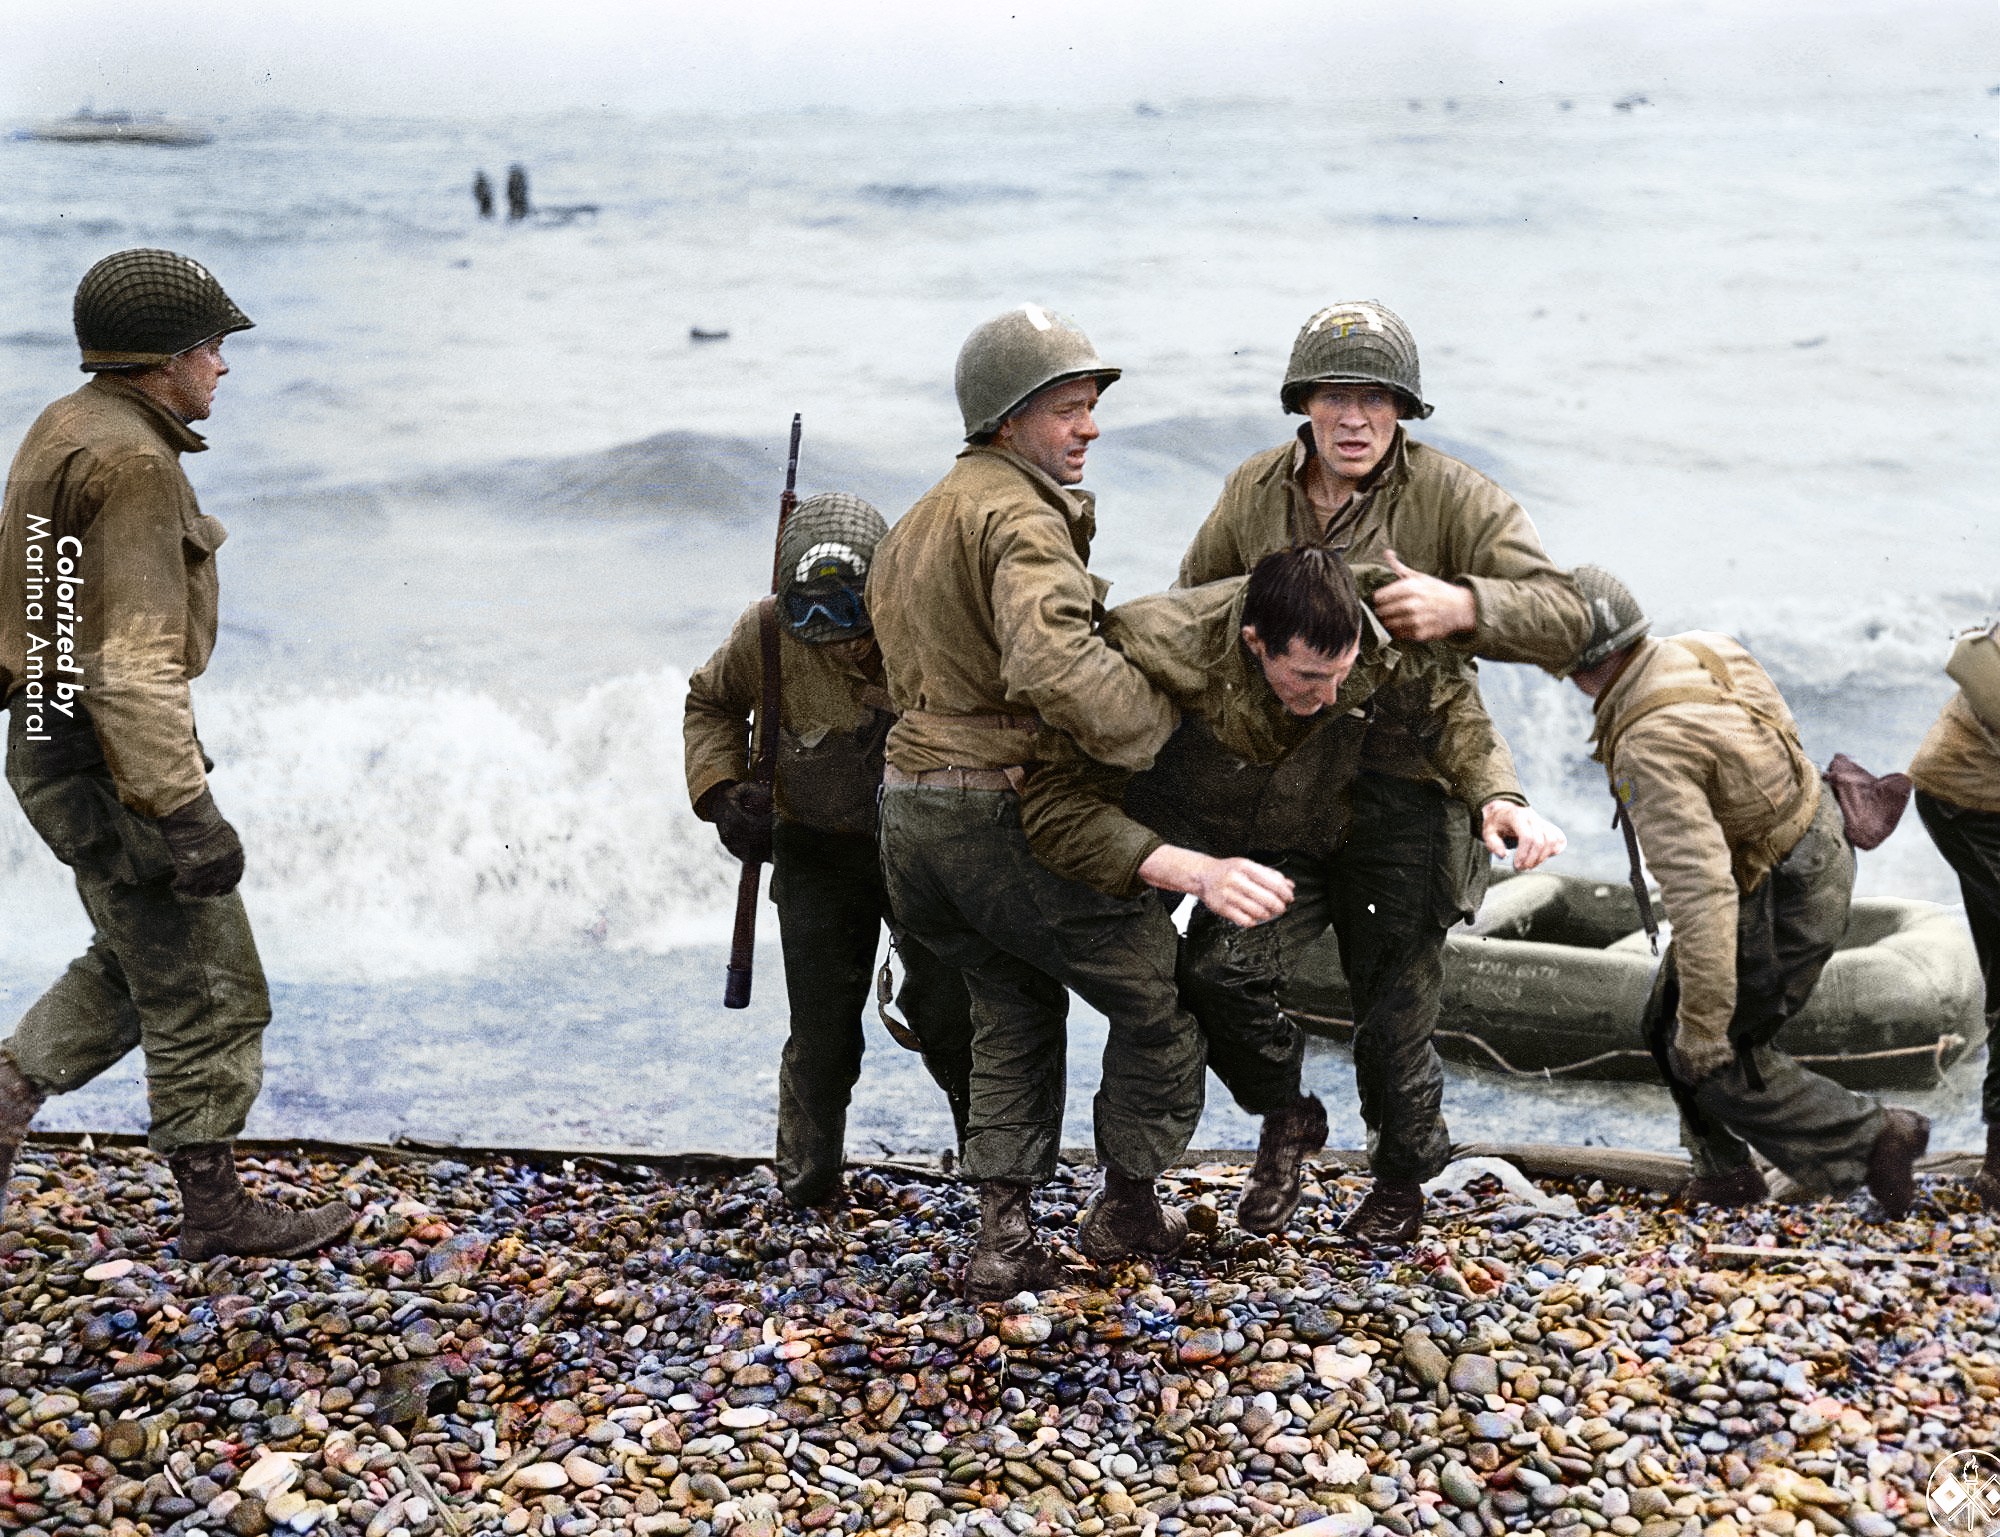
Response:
[1948,622,2000,737]
[1822,753,1910,851]
[775,711,893,838]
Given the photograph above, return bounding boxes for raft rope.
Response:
[1284,1009,1967,1086]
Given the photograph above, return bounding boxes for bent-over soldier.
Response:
[1908,645,2000,1202]
[1022,547,1563,1243]
[1169,302,1591,1245]
[0,249,352,1258]
[1566,567,1929,1217]
[685,493,974,1208]
[868,305,1203,1299]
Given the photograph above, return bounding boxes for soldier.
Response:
[0,249,353,1258]
[869,304,1212,1300]
[683,492,974,1209]
[1171,302,1592,1245]
[1566,567,1929,1217]
[1021,546,1565,1244]
[1908,646,2000,1202]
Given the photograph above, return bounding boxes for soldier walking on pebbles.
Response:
[683,492,974,1209]
[1907,632,2000,1202]
[0,249,353,1259]
[1174,301,1592,1246]
[868,305,1203,1299]
[1021,546,1564,1243]
[1563,567,1929,1216]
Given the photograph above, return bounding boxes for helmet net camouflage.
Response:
[955,304,1120,441]
[1281,300,1432,419]
[73,248,254,372]
[777,492,890,643]
[1570,565,1650,675]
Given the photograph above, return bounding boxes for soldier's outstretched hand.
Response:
[1480,800,1566,871]
[1373,549,1478,641]
[1139,845,1294,928]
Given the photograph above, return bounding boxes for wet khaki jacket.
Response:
[868,445,1173,775]
[0,377,222,817]
[1021,576,1524,898]
[682,603,895,838]
[1592,632,1824,1058]
[1179,426,1587,666]
[1909,693,2000,815]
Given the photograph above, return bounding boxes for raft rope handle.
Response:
[1284,1010,1965,1086]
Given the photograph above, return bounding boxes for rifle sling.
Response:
[755,595,781,787]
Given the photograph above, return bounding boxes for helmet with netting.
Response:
[73,249,254,372]
[1570,565,1650,675]
[778,493,889,643]
[955,304,1120,441]
[1281,300,1431,419]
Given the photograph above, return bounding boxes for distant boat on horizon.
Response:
[15,108,213,147]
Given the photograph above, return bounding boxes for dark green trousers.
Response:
[1915,789,2000,1122]
[3,705,268,1154]
[769,820,973,1205]
[1178,773,1466,1182]
[877,786,1205,1185]
[1651,793,1885,1191]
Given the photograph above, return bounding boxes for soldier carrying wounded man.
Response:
[867,305,1211,1299]
[1022,545,1564,1247]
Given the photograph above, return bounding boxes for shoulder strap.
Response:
[754,596,781,785]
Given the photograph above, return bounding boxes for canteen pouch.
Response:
[1822,753,1911,852]
[1947,622,2000,737]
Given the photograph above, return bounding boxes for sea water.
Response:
[0,89,1993,1155]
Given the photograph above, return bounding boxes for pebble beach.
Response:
[0,1142,1992,1537]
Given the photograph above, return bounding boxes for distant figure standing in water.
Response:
[473,169,494,219]
[506,163,530,221]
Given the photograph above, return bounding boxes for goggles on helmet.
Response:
[784,585,868,634]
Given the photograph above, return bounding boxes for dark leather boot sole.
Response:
[964,1246,1062,1301]
[1335,1186,1423,1252]
[1236,1096,1329,1235]
[1866,1108,1929,1221]
[1679,1164,1770,1208]
[180,1199,355,1262]
[1078,1200,1190,1264]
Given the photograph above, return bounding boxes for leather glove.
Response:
[154,788,246,900]
[699,780,774,865]
[1669,1020,1736,1086]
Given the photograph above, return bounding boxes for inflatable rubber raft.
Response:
[1280,872,1987,1089]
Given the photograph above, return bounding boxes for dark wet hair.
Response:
[1241,546,1364,659]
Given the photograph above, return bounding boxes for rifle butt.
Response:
[723,860,763,1008]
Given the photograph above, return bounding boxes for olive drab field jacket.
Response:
[1591,632,1825,1059]
[1909,693,2000,815]
[0,376,222,818]
[682,604,896,839]
[1178,426,1589,671]
[1020,575,1525,898]
[867,445,1174,776]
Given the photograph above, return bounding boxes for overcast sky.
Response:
[4,0,1994,117]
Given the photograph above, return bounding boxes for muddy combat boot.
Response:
[1678,1164,1769,1209]
[1236,1094,1328,1234]
[1078,1168,1189,1264]
[1971,1124,2000,1207]
[0,1057,45,1223]
[1865,1109,1930,1221]
[1336,1177,1424,1251]
[169,1143,355,1261]
[964,1182,1061,1301]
